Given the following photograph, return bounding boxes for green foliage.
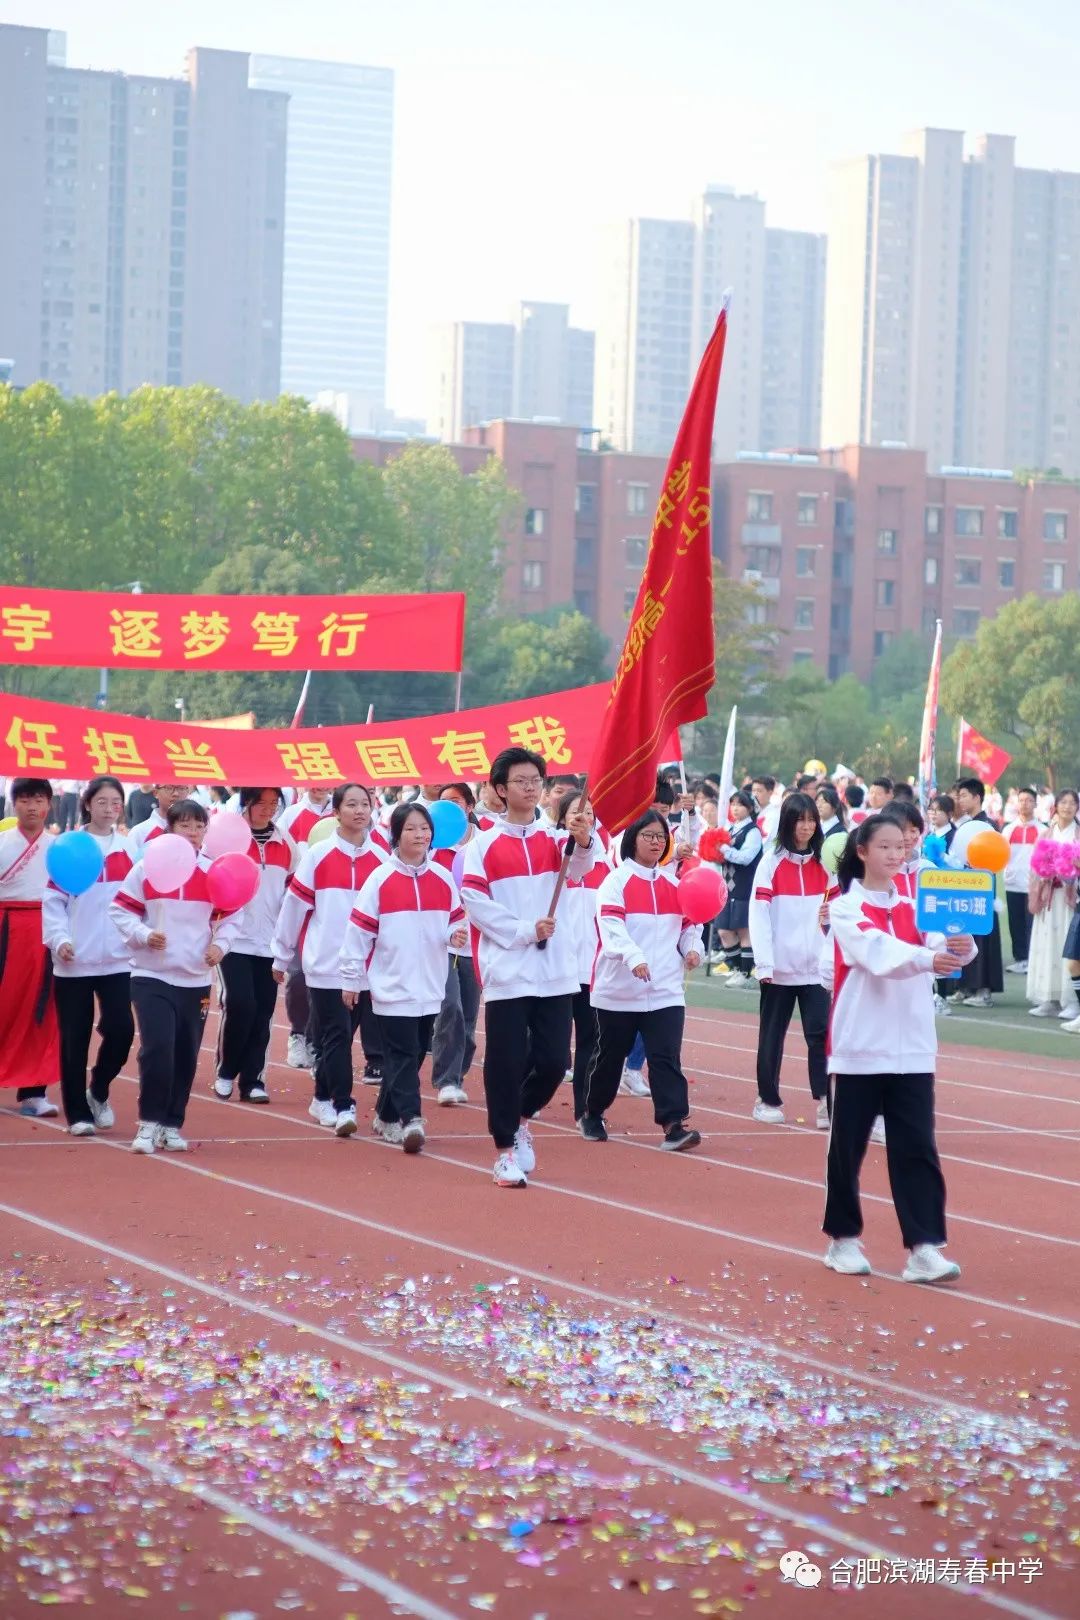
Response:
[463,606,610,707]
[684,572,781,770]
[941,593,1080,788]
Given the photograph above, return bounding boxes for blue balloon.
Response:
[46,829,105,896]
[922,832,948,869]
[428,799,468,851]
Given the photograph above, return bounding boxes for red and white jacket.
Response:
[228,828,293,958]
[461,819,599,1001]
[278,794,334,861]
[1003,818,1045,894]
[565,849,611,986]
[822,880,976,1075]
[749,848,836,985]
[270,832,386,990]
[0,825,55,903]
[892,855,930,904]
[42,830,133,977]
[591,860,702,1012]
[341,856,465,1017]
[109,855,244,988]
[126,808,168,857]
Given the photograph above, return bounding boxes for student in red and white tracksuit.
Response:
[1003,791,1044,971]
[271,783,386,1135]
[278,785,335,1069]
[342,802,467,1153]
[554,788,610,1121]
[428,784,482,1106]
[0,777,59,1115]
[126,785,185,856]
[579,809,704,1150]
[461,746,599,1188]
[42,775,134,1134]
[110,798,243,1154]
[821,814,976,1284]
[748,793,835,1128]
[214,788,291,1105]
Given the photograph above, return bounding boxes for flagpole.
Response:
[536,775,589,952]
[717,704,737,826]
[916,619,941,814]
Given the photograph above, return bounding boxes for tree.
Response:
[464,606,610,708]
[682,571,781,772]
[378,445,518,616]
[941,593,1080,787]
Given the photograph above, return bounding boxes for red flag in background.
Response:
[590,309,728,832]
[957,717,1012,784]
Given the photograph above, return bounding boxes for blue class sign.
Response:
[915,869,996,936]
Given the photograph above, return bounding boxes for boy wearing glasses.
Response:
[461,746,597,1187]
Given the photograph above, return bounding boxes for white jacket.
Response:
[278,796,333,861]
[342,855,465,1017]
[109,854,243,988]
[270,832,387,990]
[591,860,703,1012]
[749,847,835,985]
[564,849,611,985]
[461,819,599,1001]
[823,880,976,1076]
[227,828,293,958]
[1003,819,1044,894]
[126,808,168,857]
[42,830,133,977]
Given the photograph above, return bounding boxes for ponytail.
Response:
[835,813,895,893]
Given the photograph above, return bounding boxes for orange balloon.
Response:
[966,828,1009,874]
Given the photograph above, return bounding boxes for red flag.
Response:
[590,310,728,832]
[660,727,683,762]
[916,619,942,813]
[957,717,1012,785]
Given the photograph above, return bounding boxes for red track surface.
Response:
[2,1000,1078,1620]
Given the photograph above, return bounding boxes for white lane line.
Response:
[0,1201,1061,1620]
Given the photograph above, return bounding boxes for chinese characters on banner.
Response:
[0,588,466,673]
[0,685,609,787]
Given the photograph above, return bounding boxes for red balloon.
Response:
[678,864,728,923]
[679,854,702,872]
[207,852,260,913]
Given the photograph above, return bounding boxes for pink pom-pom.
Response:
[1031,839,1059,879]
[1053,841,1080,881]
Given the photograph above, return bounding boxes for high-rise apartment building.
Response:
[594,217,696,456]
[691,186,765,462]
[512,301,594,428]
[426,321,514,443]
[1007,165,1080,476]
[760,228,826,451]
[0,24,286,401]
[248,54,393,421]
[427,305,593,441]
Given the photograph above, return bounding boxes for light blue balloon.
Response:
[46,829,105,896]
[428,799,468,850]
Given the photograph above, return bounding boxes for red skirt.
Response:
[0,902,60,1088]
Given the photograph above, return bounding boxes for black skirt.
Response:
[1063,906,1080,961]
[959,916,1004,994]
[716,896,750,932]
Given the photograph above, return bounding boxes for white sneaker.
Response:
[752,1099,785,1124]
[815,1098,830,1131]
[1029,1002,1058,1018]
[824,1238,871,1276]
[1006,960,1028,974]
[903,1244,961,1284]
[401,1117,425,1154]
[869,1116,886,1146]
[450,1084,468,1103]
[1061,1015,1080,1034]
[160,1127,189,1152]
[69,1120,95,1138]
[493,1150,527,1188]
[563,1068,574,1084]
[334,1106,358,1138]
[18,1096,59,1118]
[245,1084,269,1104]
[724,970,747,987]
[933,994,951,1018]
[1058,1003,1078,1020]
[513,1121,536,1174]
[308,1097,335,1127]
[437,1085,460,1107]
[287,1033,311,1068]
[372,1117,403,1144]
[619,1067,651,1097]
[214,1075,235,1099]
[131,1121,157,1155]
[86,1092,115,1129]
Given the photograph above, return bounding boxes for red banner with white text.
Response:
[0,587,465,672]
[0,687,608,788]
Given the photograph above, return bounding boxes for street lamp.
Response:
[174,697,186,725]
[96,580,145,710]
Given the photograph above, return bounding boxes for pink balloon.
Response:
[677,864,727,924]
[203,812,252,860]
[207,852,260,913]
[143,833,198,894]
[451,848,467,888]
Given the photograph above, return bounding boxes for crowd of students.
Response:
[2,754,1076,1284]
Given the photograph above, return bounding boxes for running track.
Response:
[2,1000,1078,1619]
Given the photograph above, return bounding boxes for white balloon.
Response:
[950,821,981,867]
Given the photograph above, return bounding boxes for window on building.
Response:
[1044,511,1068,542]
[745,602,767,626]
[623,587,639,614]
[925,505,943,538]
[575,536,596,571]
[953,609,980,636]
[924,556,940,585]
[797,495,818,526]
[747,491,773,522]
[522,561,544,591]
[873,630,892,657]
[574,483,596,517]
[795,547,817,578]
[955,558,982,587]
[791,651,814,665]
[997,508,1018,539]
[875,579,896,608]
[625,535,648,566]
[998,559,1015,589]
[794,598,815,629]
[877,528,898,555]
[954,506,984,537]
[524,507,546,536]
[745,546,780,576]
[920,606,937,633]
[626,483,649,516]
[1043,561,1066,592]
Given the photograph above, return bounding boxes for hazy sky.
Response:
[7,1,1080,416]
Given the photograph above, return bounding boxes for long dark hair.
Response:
[815,783,846,827]
[835,813,901,892]
[620,808,672,864]
[775,791,823,860]
[389,800,434,849]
